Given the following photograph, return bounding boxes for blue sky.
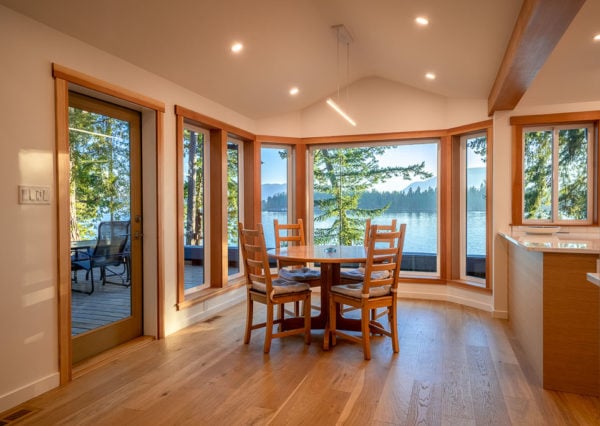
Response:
[261,142,486,192]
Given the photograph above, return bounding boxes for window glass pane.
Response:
[182,128,205,290]
[312,142,438,274]
[261,147,289,249]
[558,128,589,220]
[523,130,552,220]
[227,142,241,276]
[465,135,486,279]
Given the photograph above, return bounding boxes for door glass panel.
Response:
[69,103,132,336]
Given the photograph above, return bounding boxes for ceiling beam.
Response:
[487,0,586,116]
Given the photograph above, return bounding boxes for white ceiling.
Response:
[1,0,598,119]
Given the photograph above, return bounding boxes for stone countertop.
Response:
[499,227,600,254]
[587,273,600,287]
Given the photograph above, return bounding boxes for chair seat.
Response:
[340,267,390,280]
[278,267,321,281]
[251,278,311,295]
[331,282,391,299]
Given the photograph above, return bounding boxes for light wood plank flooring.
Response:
[5,299,600,425]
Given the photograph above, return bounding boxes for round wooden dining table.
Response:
[268,245,367,331]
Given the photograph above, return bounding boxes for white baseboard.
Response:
[0,372,59,414]
[396,283,494,313]
[492,310,508,319]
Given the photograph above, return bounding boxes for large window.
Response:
[511,111,599,226]
[175,105,253,308]
[227,139,243,277]
[522,124,594,224]
[261,145,292,249]
[461,133,487,281]
[181,124,208,292]
[309,140,439,275]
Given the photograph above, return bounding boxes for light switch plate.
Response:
[19,185,51,204]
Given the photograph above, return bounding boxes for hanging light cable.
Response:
[326,24,356,127]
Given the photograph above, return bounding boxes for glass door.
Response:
[68,92,143,364]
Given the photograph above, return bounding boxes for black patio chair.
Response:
[71,221,131,294]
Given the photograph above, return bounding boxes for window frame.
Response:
[179,122,210,296]
[510,111,600,226]
[175,106,256,310]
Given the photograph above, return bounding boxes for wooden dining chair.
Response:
[273,219,321,281]
[274,218,321,315]
[324,223,406,360]
[239,222,312,353]
[340,218,397,282]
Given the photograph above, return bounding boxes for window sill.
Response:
[176,277,246,311]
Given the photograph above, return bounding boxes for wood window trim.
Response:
[510,111,600,226]
[175,106,258,309]
[53,64,165,384]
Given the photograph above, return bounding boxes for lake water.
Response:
[261,211,486,255]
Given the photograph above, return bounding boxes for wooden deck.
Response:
[71,270,131,336]
[9,299,599,425]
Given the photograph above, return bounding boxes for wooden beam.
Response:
[487,0,585,115]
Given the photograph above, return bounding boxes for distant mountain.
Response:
[261,183,287,201]
[401,167,486,193]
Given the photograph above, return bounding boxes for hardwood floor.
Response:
[5,299,600,425]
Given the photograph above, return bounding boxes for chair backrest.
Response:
[274,218,306,248]
[362,223,406,295]
[93,221,130,260]
[363,218,397,247]
[239,222,274,293]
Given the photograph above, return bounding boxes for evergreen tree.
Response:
[69,106,131,240]
[313,146,430,245]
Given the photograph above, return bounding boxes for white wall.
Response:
[0,6,255,412]
[256,76,489,137]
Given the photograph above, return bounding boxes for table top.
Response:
[268,245,367,263]
[71,240,94,249]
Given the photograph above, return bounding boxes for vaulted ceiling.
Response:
[1,0,598,119]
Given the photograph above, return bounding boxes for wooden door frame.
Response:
[53,64,165,384]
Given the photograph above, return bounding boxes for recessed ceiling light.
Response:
[231,42,243,53]
[425,72,436,80]
[415,16,429,26]
[594,34,600,42]
[289,87,299,95]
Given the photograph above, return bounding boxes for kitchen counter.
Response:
[501,228,600,396]
[587,272,600,287]
[499,229,600,254]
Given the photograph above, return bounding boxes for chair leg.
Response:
[303,294,311,345]
[264,303,274,354]
[329,296,337,347]
[389,305,399,353]
[361,305,371,360]
[244,295,253,344]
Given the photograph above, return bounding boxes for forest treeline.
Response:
[262,185,486,213]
